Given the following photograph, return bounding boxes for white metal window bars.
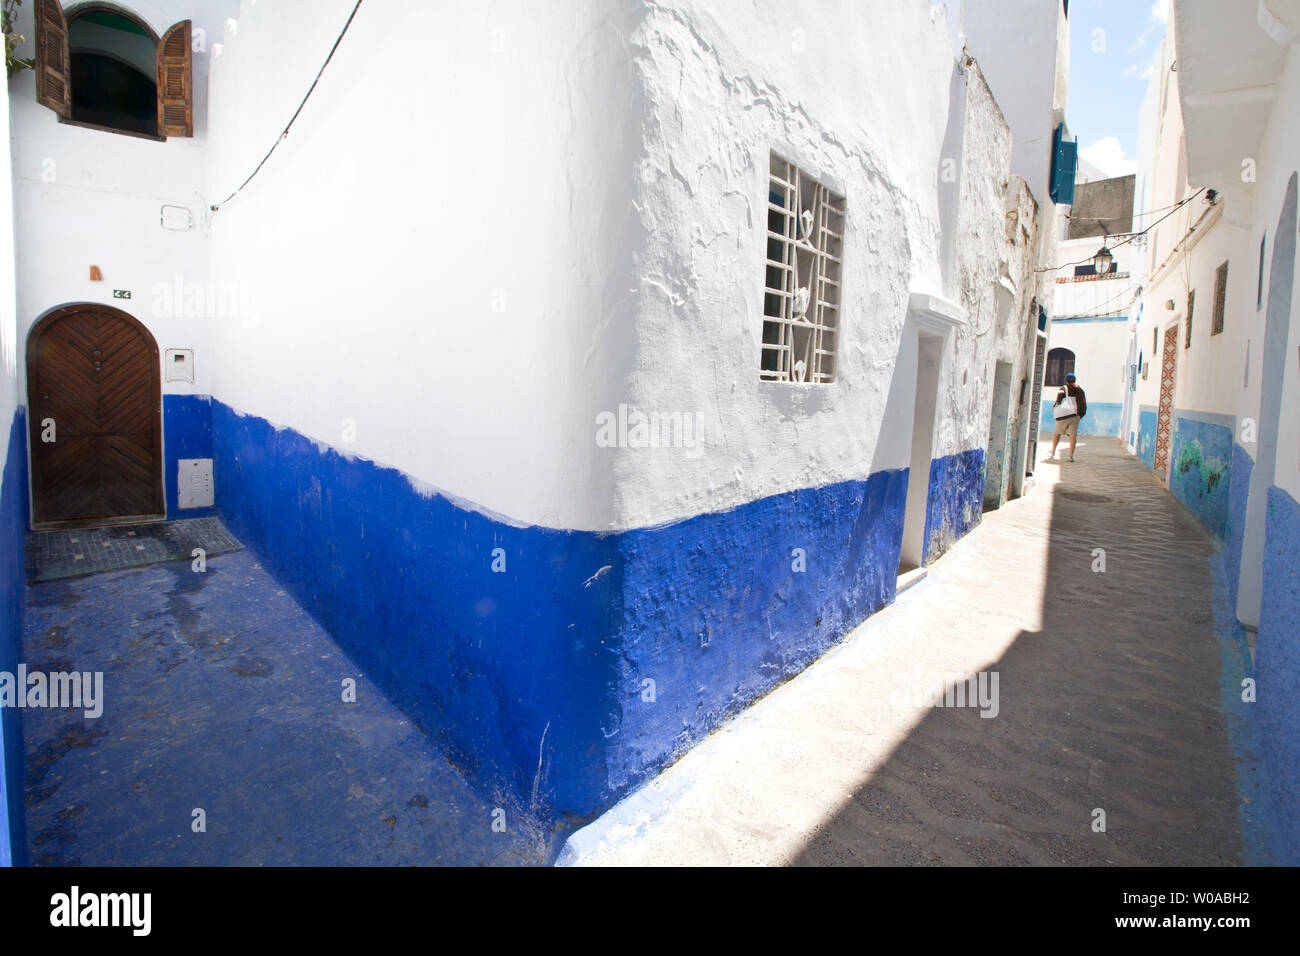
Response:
[761,155,845,383]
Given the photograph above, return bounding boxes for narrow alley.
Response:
[560,437,1265,866]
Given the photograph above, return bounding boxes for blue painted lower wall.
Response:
[211,401,620,834]
[607,468,907,796]
[0,393,202,860]
[211,399,942,837]
[1169,415,1232,543]
[1257,485,1300,864]
[923,448,985,564]
[163,394,215,519]
[1039,400,1123,437]
[0,410,29,866]
[1225,444,1253,613]
[1137,408,1157,472]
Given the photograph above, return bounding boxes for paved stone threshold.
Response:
[26,517,242,583]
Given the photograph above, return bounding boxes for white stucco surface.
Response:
[202,0,1037,532]
[7,0,237,405]
[610,1,994,530]
[1,77,19,441]
[8,0,1055,536]
[961,0,1067,207]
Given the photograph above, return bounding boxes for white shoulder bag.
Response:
[1055,393,1077,419]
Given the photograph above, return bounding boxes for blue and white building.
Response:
[1041,185,1142,441]
[0,0,1073,859]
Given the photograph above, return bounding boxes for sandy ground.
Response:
[560,437,1245,866]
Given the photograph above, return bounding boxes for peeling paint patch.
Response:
[1137,408,1158,472]
[1169,417,1232,542]
[610,467,908,796]
[923,448,986,565]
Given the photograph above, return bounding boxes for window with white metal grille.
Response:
[761,154,845,383]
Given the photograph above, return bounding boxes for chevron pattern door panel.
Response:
[28,306,164,524]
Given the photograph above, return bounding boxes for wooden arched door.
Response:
[27,304,164,525]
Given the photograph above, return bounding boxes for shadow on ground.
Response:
[21,549,547,866]
[792,439,1253,865]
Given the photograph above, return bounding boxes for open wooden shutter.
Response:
[157,20,193,138]
[35,0,71,118]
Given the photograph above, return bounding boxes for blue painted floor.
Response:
[21,548,547,865]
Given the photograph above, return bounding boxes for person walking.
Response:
[1049,372,1087,462]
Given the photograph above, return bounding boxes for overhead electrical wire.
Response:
[1066,193,1202,223]
[1058,280,1143,320]
[1039,186,1208,273]
[1057,186,1219,320]
[211,0,365,212]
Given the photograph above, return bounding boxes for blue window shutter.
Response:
[1049,123,1077,205]
[1059,138,1077,203]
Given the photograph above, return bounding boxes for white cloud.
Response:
[1131,0,1170,51]
[1123,61,1156,81]
[1079,137,1137,179]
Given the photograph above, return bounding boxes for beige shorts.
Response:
[1054,414,1079,436]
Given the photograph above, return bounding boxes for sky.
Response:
[1067,0,1169,179]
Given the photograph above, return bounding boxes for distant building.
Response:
[1043,181,1141,440]
[1066,174,1135,240]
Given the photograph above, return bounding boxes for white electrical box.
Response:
[165,349,195,382]
[161,204,193,231]
[178,458,214,509]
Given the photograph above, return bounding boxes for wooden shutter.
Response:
[157,20,193,138]
[35,0,71,118]
[1212,261,1229,335]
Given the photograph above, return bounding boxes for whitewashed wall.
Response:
[7,0,236,402]
[1052,236,1142,318]
[8,0,1043,536]
[1131,22,1259,438]
[962,0,1066,207]
[1250,41,1300,507]
[608,1,1021,529]
[204,0,1028,534]
[1048,237,1141,410]
[1,77,18,423]
[205,0,642,532]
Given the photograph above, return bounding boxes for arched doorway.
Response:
[27,304,164,525]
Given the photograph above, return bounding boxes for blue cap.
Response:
[1065,373,1077,382]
